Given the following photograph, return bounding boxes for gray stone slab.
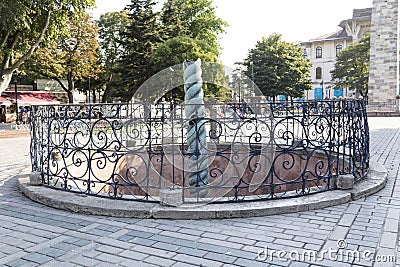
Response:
[383,218,399,233]
[379,232,397,249]
[338,213,356,227]
[21,253,52,265]
[172,254,223,267]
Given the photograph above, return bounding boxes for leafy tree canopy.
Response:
[96,10,131,102]
[115,0,163,102]
[243,34,312,101]
[331,34,370,98]
[151,35,229,101]
[0,0,95,91]
[23,12,101,103]
[161,0,227,56]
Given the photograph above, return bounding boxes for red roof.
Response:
[0,96,12,106]
[2,92,60,105]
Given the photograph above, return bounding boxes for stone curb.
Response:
[17,161,387,219]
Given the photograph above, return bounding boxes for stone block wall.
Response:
[368,0,399,112]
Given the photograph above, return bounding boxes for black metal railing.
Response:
[30,99,369,203]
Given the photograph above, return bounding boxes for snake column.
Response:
[183,59,209,197]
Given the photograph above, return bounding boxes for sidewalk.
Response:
[0,118,399,266]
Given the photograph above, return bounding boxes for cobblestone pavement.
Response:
[0,118,399,267]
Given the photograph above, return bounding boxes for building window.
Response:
[336,44,343,57]
[302,49,307,59]
[316,67,322,80]
[316,46,322,58]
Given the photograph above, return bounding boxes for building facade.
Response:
[368,0,400,112]
[301,8,371,100]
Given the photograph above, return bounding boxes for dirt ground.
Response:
[0,130,30,139]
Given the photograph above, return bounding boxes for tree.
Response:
[161,0,227,57]
[115,0,164,102]
[151,35,230,101]
[0,0,95,92]
[243,34,312,102]
[97,10,131,102]
[331,34,370,98]
[24,12,101,103]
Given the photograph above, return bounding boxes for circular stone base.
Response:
[17,161,387,219]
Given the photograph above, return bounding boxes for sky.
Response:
[90,0,372,67]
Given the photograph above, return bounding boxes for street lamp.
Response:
[235,66,242,103]
[250,61,255,96]
[320,80,324,100]
[327,86,331,99]
[87,78,91,104]
[169,67,174,110]
[11,70,20,124]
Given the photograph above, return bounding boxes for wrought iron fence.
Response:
[30,99,369,203]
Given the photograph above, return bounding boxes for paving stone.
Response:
[128,236,157,246]
[36,247,65,258]
[338,214,357,227]
[0,244,22,254]
[94,253,123,264]
[235,257,281,267]
[4,258,31,267]
[119,259,154,267]
[289,262,311,267]
[151,242,181,252]
[178,228,204,236]
[202,232,228,241]
[374,247,397,267]
[95,244,124,255]
[143,255,176,266]
[329,225,349,241]
[383,218,399,233]
[171,262,194,267]
[173,254,223,267]
[379,232,397,249]
[274,239,305,248]
[119,250,148,261]
[227,236,257,246]
[50,242,78,251]
[176,247,207,258]
[21,253,52,265]
[204,251,237,264]
[126,230,154,239]
[198,238,243,250]
[70,255,102,266]
[171,238,200,249]
[132,244,177,259]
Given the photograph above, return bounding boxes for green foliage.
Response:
[331,34,370,98]
[243,34,312,101]
[0,0,95,89]
[152,36,217,68]
[161,0,227,57]
[151,36,230,101]
[114,0,227,102]
[115,0,163,102]
[97,10,131,102]
[23,12,101,103]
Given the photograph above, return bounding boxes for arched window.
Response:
[316,67,322,80]
[316,46,322,58]
[336,44,343,57]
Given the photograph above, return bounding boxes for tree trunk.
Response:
[101,75,113,103]
[67,72,74,103]
[92,89,96,103]
[67,90,73,103]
